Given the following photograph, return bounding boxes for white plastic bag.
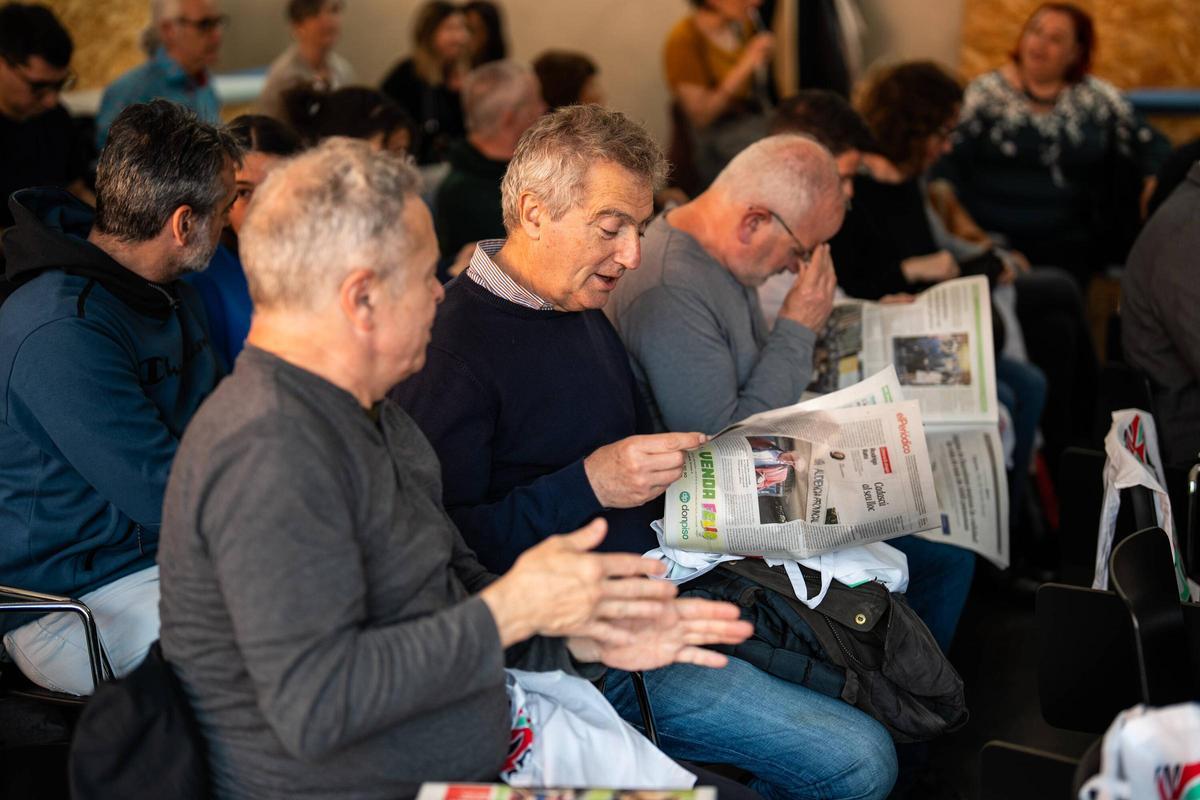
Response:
[502,669,695,790]
[645,521,908,609]
[1093,409,1194,600]
[1079,702,1200,800]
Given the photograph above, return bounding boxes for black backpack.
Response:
[681,559,968,742]
[68,641,209,800]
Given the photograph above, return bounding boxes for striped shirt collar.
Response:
[466,239,554,311]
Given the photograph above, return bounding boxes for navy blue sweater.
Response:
[391,275,660,572]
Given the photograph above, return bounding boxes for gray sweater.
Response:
[606,214,817,434]
[1122,163,1200,468]
[159,346,580,800]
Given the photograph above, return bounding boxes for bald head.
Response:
[709,134,844,229]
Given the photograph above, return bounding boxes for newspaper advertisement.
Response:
[662,387,940,561]
[810,275,998,425]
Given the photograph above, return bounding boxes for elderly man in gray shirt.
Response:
[605,134,841,435]
[158,138,751,800]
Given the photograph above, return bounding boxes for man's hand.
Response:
[567,598,753,671]
[900,250,959,284]
[879,293,916,305]
[584,432,707,509]
[479,519,680,647]
[778,244,836,332]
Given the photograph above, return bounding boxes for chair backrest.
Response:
[1036,583,1142,733]
[1109,527,1197,705]
[1094,363,1154,442]
[1057,447,1107,586]
[1187,463,1200,583]
[979,740,1078,800]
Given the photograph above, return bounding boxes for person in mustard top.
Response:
[663,0,775,189]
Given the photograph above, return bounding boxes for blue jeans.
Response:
[889,535,975,653]
[604,657,897,800]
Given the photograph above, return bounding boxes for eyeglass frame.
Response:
[171,14,230,34]
[766,209,819,266]
[1,56,76,96]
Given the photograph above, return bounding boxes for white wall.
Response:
[218,0,963,145]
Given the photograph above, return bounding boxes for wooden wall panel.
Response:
[960,0,1200,143]
[42,0,148,91]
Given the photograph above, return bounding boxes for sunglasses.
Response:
[173,14,229,33]
[3,58,76,96]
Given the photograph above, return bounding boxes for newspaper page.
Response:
[663,396,940,561]
[810,275,998,425]
[776,365,1010,566]
[416,786,716,800]
[925,427,1009,566]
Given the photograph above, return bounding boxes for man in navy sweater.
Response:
[0,100,237,694]
[393,105,897,800]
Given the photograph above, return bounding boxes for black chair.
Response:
[1109,527,1199,704]
[1057,447,1106,586]
[1093,363,1154,444]
[1036,582,1143,733]
[979,740,1078,800]
[1186,463,1200,584]
[0,585,112,800]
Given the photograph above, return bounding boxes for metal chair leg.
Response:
[630,670,658,746]
[0,586,114,691]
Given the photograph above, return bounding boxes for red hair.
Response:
[1010,2,1095,83]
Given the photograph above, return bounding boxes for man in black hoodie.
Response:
[0,99,238,694]
[0,3,92,235]
[434,59,544,280]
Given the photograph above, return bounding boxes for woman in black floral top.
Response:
[934,2,1169,285]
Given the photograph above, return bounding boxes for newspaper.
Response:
[807,276,1009,566]
[811,275,998,424]
[416,786,715,800]
[662,373,941,561]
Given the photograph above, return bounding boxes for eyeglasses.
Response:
[767,209,817,265]
[3,58,76,96]
[173,14,229,33]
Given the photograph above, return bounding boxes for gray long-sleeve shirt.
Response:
[159,346,581,800]
[606,214,818,435]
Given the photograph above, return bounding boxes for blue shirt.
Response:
[185,243,251,372]
[96,48,220,149]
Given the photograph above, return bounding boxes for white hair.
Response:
[141,0,184,54]
[462,59,536,136]
[239,137,423,311]
[710,134,842,223]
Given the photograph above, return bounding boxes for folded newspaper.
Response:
[808,276,1010,567]
[415,786,715,800]
[662,368,941,561]
[662,276,1010,568]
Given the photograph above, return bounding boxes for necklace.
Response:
[1019,78,1063,106]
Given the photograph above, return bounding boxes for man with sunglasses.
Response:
[0,3,91,233]
[96,0,226,149]
[605,133,842,435]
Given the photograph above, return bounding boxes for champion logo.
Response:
[1156,761,1200,800]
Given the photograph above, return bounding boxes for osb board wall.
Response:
[960,0,1200,143]
[43,0,149,91]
